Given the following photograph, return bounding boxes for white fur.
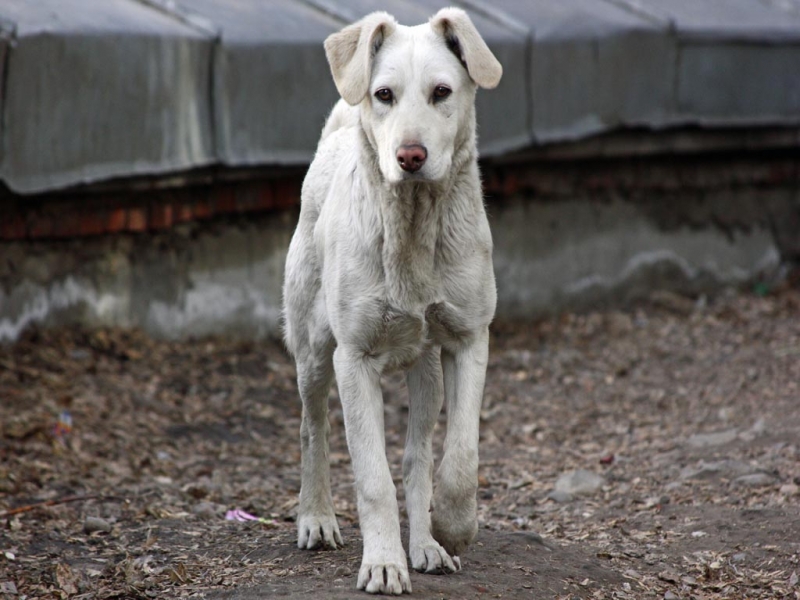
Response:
[283,8,501,595]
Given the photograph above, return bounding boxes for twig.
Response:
[0,494,122,518]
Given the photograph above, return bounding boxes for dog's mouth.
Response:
[385,161,450,186]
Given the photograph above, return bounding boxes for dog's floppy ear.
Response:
[430,8,502,89]
[324,12,397,106]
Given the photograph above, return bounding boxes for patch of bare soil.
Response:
[2,287,800,599]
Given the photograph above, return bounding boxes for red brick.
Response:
[0,213,27,240]
[106,208,127,233]
[45,209,76,238]
[78,210,106,236]
[256,183,276,210]
[127,207,147,232]
[27,212,54,238]
[273,178,300,209]
[214,188,237,213]
[235,187,261,213]
[149,203,174,230]
[193,199,212,220]
[175,202,194,223]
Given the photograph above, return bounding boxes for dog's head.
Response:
[324,8,502,184]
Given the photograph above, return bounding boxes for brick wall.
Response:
[0,174,303,241]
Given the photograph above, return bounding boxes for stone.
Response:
[0,581,18,595]
[554,469,606,496]
[192,501,219,519]
[780,483,799,496]
[547,490,574,503]
[333,566,351,578]
[606,312,634,335]
[687,429,738,448]
[650,290,696,315]
[84,516,112,534]
[664,591,679,600]
[734,473,776,487]
[679,460,752,481]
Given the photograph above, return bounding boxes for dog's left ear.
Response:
[324,12,398,105]
[430,8,502,89]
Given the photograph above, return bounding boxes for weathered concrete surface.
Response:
[1,183,793,342]
[0,213,294,342]
[2,0,800,193]
[491,197,781,318]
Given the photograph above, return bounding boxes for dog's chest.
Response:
[380,187,442,308]
[324,180,484,366]
[370,196,475,367]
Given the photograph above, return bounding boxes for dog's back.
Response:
[320,99,359,142]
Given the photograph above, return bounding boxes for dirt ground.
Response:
[2,285,800,599]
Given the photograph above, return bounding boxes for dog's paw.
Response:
[357,562,412,595]
[410,538,459,574]
[297,514,343,550]
[431,490,478,557]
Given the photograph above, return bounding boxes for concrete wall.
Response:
[2,152,797,342]
[0,214,293,342]
[492,196,781,317]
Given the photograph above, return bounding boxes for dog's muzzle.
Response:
[396,144,428,173]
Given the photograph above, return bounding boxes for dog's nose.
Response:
[396,144,427,173]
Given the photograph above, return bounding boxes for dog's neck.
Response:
[358,129,476,308]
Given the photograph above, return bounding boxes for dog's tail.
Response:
[320,99,359,141]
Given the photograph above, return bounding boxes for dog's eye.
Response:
[374,88,393,103]
[433,86,452,101]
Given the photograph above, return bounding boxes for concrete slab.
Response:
[0,0,216,194]
[1,1,799,193]
[177,0,344,167]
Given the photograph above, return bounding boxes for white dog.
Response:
[282,7,501,595]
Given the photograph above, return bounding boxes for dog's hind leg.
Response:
[296,338,343,550]
[404,344,459,574]
[432,327,490,559]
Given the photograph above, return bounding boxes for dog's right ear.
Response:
[324,12,397,106]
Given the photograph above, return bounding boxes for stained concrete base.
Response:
[491,196,782,318]
[0,193,789,342]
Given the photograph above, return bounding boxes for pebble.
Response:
[663,591,679,600]
[84,516,112,534]
[192,501,219,519]
[738,418,768,442]
[547,490,574,503]
[69,348,91,360]
[605,312,634,335]
[780,483,799,496]
[333,566,351,578]
[0,582,18,595]
[623,569,640,579]
[686,429,738,448]
[734,473,776,487]
[679,460,751,481]
[554,469,606,496]
[731,552,747,563]
[650,290,696,315]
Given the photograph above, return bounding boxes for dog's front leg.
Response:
[404,345,459,574]
[296,351,342,550]
[432,326,489,559]
[333,346,412,595]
